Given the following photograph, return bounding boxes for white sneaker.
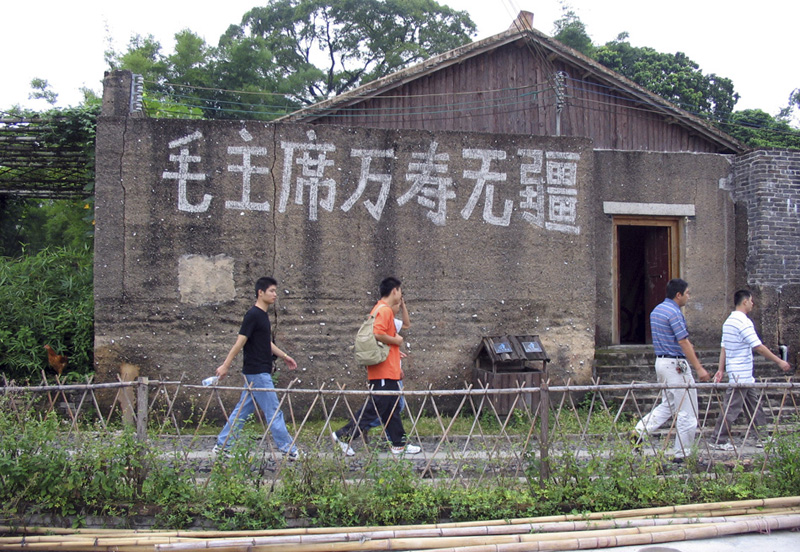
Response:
[710,441,735,451]
[284,449,302,461]
[212,444,232,458]
[332,432,355,456]
[391,443,421,455]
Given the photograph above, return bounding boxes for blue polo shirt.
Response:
[650,298,689,357]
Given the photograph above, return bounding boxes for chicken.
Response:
[44,344,68,375]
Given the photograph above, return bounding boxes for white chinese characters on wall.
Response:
[161,129,581,234]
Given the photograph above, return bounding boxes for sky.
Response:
[1,0,797,120]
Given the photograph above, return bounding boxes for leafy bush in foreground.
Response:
[0,246,93,381]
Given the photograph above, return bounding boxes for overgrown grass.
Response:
[3,395,799,530]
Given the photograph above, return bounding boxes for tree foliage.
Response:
[106,0,476,118]
[593,36,738,123]
[548,8,800,147]
[723,109,800,150]
[0,101,98,256]
[552,6,594,57]
[227,0,476,104]
[0,246,94,382]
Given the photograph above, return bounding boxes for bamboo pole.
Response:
[154,509,800,550]
[4,497,800,540]
[420,514,800,552]
[151,515,800,552]
[4,499,800,552]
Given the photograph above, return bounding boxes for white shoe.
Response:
[710,441,734,451]
[212,444,232,458]
[332,432,355,456]
[391,443,421,455]
[284,449,302,461]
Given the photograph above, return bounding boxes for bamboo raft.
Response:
[2,497,799,552]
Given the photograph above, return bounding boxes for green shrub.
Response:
[0,246,93,381]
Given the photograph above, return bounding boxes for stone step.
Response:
[592,347,794,422]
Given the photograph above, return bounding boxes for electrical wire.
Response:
[141,78,800,140]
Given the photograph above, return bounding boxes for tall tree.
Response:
[593,36,738,123]
[223,0,477,105]
[723,109,800,150]
[107,0,477,118]
[552,4,594,56]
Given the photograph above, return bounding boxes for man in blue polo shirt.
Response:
[633,278,710,461]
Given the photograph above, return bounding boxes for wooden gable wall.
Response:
[310,41,726,153]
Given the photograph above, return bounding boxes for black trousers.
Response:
[335,378,406,447]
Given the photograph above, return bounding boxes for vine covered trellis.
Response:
[0,104,99,199]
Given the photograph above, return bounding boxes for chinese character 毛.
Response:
[161,130,211,213]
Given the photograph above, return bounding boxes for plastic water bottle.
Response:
[202,376,219,386]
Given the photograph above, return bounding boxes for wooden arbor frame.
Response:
[0,116,93,199]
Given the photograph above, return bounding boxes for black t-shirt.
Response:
[239,305,273,375]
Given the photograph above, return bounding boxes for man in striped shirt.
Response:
[634,278,710,461]
[709,290,790,450]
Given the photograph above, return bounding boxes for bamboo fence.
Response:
[2,497,799,552]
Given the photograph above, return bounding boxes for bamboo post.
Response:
[136,376,149,443]
[538,380,549,484]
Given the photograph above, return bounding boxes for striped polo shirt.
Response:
[721,310,762,383]
[650,298,689,357]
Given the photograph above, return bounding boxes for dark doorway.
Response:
[617,225,671,344]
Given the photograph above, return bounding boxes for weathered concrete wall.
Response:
[592,150,737,347]
[95,73,596,414]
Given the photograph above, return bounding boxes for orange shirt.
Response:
[366,300,402,380]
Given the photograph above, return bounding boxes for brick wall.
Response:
[734,150,800,286]
[733,149,800,362]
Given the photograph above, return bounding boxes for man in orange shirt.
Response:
[332,277,421,456]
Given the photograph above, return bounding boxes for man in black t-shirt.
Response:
[213,277,300,459]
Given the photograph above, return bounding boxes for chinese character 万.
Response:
[341,148,395,221]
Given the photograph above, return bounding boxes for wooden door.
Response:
[613,217,679,344]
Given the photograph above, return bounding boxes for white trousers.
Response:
[635,358,698,458]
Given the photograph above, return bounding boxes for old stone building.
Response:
[93,13,799,413]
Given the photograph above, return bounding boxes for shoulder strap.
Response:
[370,303,391,317]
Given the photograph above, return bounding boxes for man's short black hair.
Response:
[734,289,752,306]
[379,277,402,298]
[665,278,688,299]
[255,276,278,298]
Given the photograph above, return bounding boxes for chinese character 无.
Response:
[460,148,511,226]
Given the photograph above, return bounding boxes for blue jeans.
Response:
[216,372,296,453]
